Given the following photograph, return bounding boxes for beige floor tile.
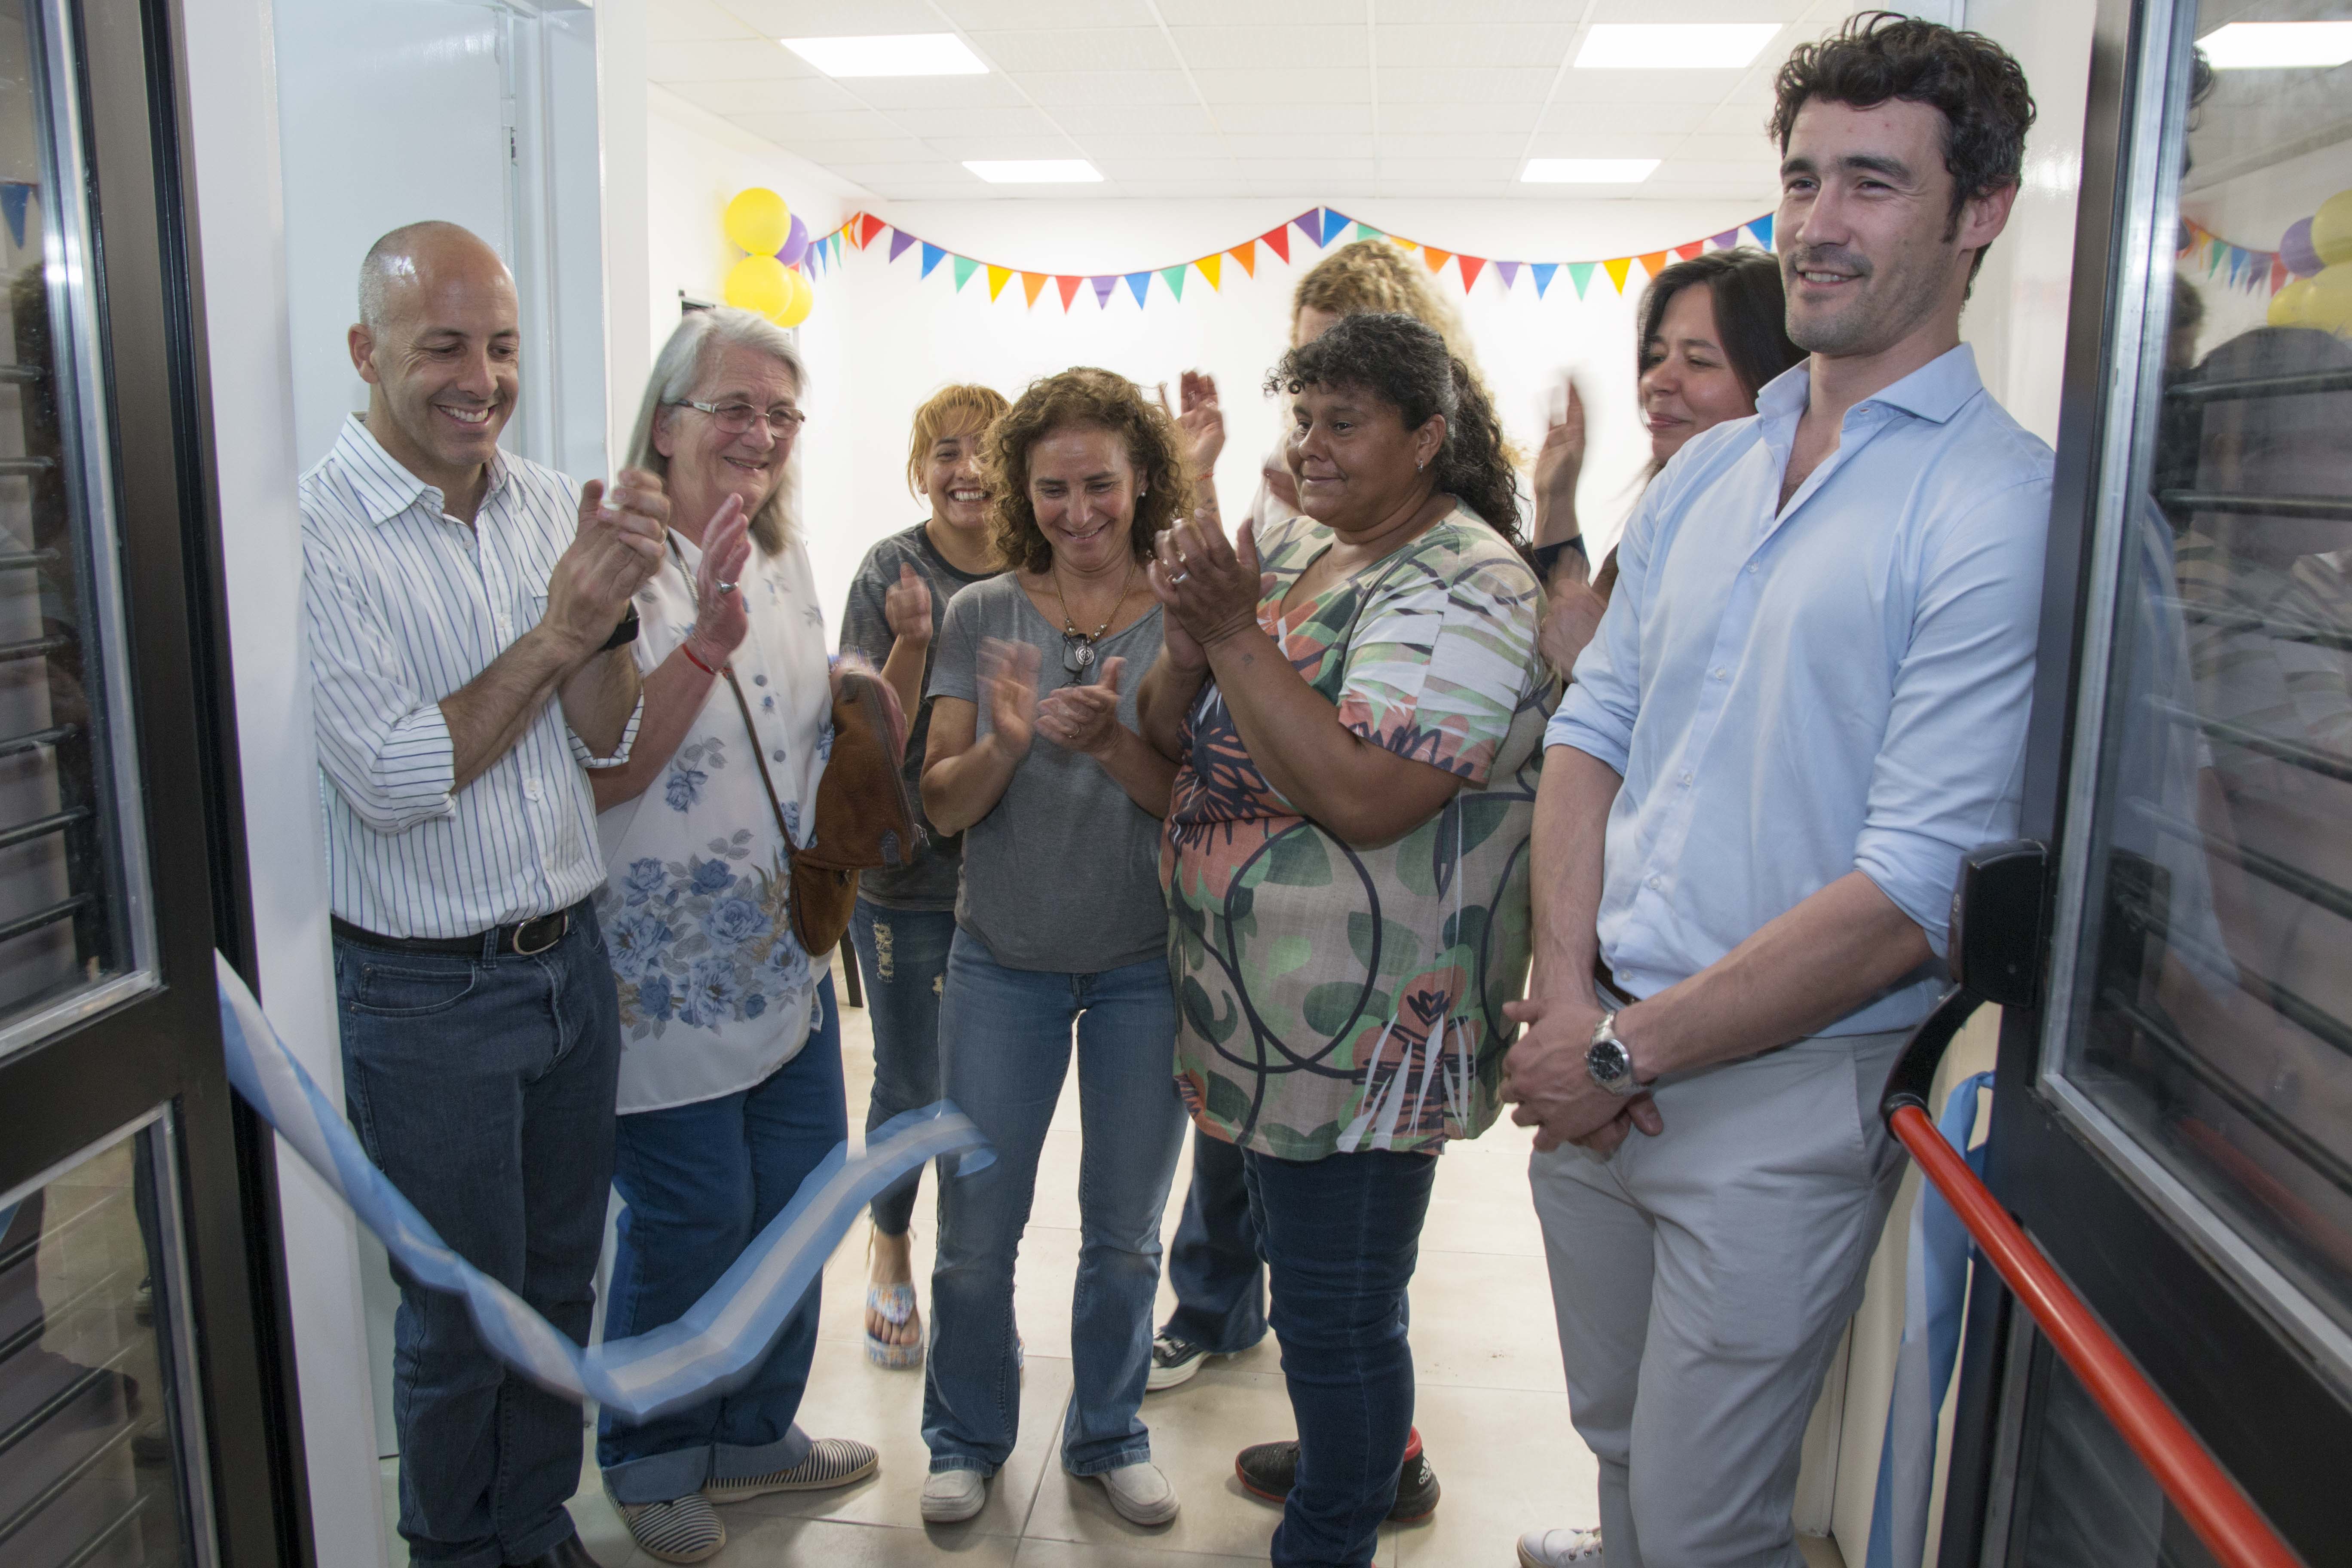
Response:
[1406,1248,1568,1393]
[1011,1537,1276,1567]
[1392,1381,1596,1567]
[709,1513,1018,1565]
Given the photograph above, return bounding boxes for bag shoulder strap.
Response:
[667,536,801,875]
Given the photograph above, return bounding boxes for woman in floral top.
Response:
[1137,313,1553,1568]
[586,311,875,1562]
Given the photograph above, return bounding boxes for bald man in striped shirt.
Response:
[303,221,663,1568]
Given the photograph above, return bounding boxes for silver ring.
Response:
[1169,570,1190,585]
[716,580,738,594]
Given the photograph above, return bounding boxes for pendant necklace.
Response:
[1051,555,1135,680]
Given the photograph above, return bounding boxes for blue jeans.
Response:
[1244,1146,1438,1568]
[1163,1126,1268,1355]
[335,902,619,1568]
[847,900,954,1236]
[597,974,845,1503]
[923,931,1186,1477]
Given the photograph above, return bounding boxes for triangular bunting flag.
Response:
[888,228,916,263]
[859,214,886,248]
[1530,262,1558,297]
[1353,222,1385,243]
[1228,240,1257,276]
[1262,225,1292,264]
[1495,260,1521,290]
[1056,275,1082,311]
[1125,271,1152,306]
[1458,255,1487,291]
[1674,242,1703,260]
[1293,211,1324,248]
[0,184,27,250]
[1636,250,1668,280]
[953,255,980,291]
[1091,276,1116,308]
[1159,264,1188,301]
[1020,271,1047,306]
[1710,229,1739,250]
[1319,209,1353,246]
[1603,257,1633,292]
[1421,247,1452,273]
[1578,261,1605,297]
[921,242,946,279]
[986,265,1012,300]
[2271,255,2289,294]
[1196,254,1221,291]
[1747,214,1774,250]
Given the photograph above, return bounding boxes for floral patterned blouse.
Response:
[593,526,832,1114]
[1164,507,1555,1159]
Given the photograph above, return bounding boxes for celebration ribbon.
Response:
[214,952,987,1422]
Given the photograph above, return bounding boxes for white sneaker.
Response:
[920,1467,988,1525]
[1518,1526,1605,1566]
[1092,1460,1180,1526]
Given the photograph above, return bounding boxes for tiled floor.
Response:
[376,996,1848,1568]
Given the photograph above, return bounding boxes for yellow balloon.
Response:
[2301,261,2352,336]
[775,267,814,328]
[723,254,791,318]
[2311,189,2352,268]
[723,188,792,256]
[2269,276,2317,327]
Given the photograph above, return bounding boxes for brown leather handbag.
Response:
[722,664,922,956]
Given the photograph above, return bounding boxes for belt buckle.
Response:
[513,912,567,956]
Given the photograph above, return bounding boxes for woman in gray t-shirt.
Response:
[914,368,1191,1530]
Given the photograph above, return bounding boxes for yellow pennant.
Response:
[986,264,1012,301]
[1604,257,1633,294]
[1196,254,1222,291]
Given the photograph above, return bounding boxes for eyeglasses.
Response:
[674,399,809,437]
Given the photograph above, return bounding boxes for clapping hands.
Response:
[1037,655,1127,758]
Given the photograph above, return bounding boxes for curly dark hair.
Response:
[1770,11,2036,281]
[1263,312,1522,549]
[981,367,1193,576]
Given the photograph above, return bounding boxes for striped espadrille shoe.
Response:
[703,1437,879,1501]
[616,1494,725,1564]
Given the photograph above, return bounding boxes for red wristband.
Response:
[680,643,721,677]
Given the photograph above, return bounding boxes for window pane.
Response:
[2056,0,2352,1348]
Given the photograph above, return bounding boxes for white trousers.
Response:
[1530,1028,1909,1568]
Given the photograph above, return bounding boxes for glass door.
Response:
[0,0,303,1565]
[1942,0,2352,1562]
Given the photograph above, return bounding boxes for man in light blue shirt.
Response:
[1506,17,2051,1568]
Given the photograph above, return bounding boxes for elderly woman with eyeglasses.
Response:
[585,308,875,1565]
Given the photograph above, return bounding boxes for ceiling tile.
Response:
[722,108,912,142]
[1523,130,1687,158]
[884,105,1066,138]
[1218,133,1375,161]
[1372,178,1518,197]
[1074,132,1234,160]
[863,181,991,201]
[1210,101,1374,135]
[1586,0,1811,19]
[649,0,756,42]
[1113,179,1256,197]
[1369,24,1576,70]
[749,136,930,164]
[1156,0,1360,20]
[825,160,971,185]
[1672,132,1780,164]
[1372,132,1530,160]
[1090,158,1243,182]
[1375,67,1559,103]
[1052,102,1219,134]
[1549,68,1753,105]
[1376,100,1540,135]
[1167,26,1371,71]
[1699,101,1778,137]
[1370,0,1577,20]
[684,77,866,115]
[918,135,1087,161]
[1376,156,1519,182]
[837,74,1033,110]
[964,28,1181,73]
[1188,68,1369,104]
[934,0,1158,24]
[1229,157,1375,182]
[1650,161,1780,190]
[1016,70,1199,105]
[719,0,940,33]
[647,39,814,80]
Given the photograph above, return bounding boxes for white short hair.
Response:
[626,308,806,552]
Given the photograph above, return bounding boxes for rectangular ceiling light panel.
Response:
[1522,157,1659,184]
[2195,22,2352,70]
[964,159,1103,184]
[780,34,988,77]
[1574,24,1782,70]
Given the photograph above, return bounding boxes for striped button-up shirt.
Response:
[303,416,642,938]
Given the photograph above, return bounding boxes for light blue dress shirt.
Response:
[1547,344,2054,1036]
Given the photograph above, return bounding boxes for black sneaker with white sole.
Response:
[1233,1427,1440,1524]
[1145,1329,1210,1391]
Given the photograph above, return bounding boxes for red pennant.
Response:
[1421,247,1452,273]
[1674,241,1703,261]
[2270,255,2289,294]
[1055,274,1082,311]
[1261,225,1291,264]
[1457,254,1487,291]
[858,214,886,248]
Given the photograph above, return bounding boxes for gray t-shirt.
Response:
[928,573,1168,974]
[839,523,998,910]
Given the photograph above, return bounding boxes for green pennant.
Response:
[952,255,980,291]
[1568,261,1597,298]
[1353,222,1385,242]
[1159,264,1187,301]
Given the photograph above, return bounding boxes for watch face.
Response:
[1586,1035,1632,1089]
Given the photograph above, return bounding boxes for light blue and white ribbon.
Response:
[214,952,986,1423]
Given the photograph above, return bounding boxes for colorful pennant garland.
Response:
[810,206,1776,311]
[2178,218,2291,297]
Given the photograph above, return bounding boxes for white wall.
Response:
[178,1,384,1564]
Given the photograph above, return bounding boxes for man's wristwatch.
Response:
[599,605,640,652]
[1586,1011,1643,1097]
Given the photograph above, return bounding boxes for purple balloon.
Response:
[2282,217,2321,278]
[775,213,809,268]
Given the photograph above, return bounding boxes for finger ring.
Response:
[716,580,737,594]
[1170,570,1190,585]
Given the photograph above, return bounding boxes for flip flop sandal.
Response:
[865,1281,923,1369]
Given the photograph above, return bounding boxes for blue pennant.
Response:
[920,242,946,279]
[1530,262,1559,297]
[1124,270,1152,306]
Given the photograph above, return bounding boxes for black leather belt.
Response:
[332,908,573,958]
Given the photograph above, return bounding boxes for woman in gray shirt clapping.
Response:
[914,368,1190,1531]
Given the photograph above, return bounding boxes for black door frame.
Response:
[1938,1,2352,1563]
